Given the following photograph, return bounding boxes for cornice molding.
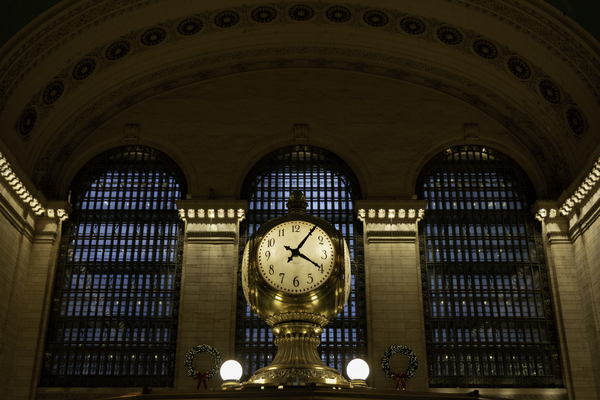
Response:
[186,230,236,244]
[366,230,417,244]
[356,199,428,223]
[176,200,247,222]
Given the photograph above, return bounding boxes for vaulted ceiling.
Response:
[0,0,599,201]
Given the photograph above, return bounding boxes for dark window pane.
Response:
[418,146,563,388]
[40,146,186,387]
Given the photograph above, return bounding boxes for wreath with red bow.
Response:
[381,345,418,390]
[184,344,222,389]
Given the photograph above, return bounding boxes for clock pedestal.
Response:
[241,191,353,388]
[243,321,350,387]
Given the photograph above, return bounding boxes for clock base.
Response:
[242,321,350,388]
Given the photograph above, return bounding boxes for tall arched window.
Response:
[235,145,366,378]
[40,146,187,387]
[418,146,563,388]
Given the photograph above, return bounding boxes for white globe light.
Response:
[220,360,243,381]
[347,358,370,381]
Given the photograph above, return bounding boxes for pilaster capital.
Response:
[176,200,248,223]
[355,199,428,223]
[532,200,562,222]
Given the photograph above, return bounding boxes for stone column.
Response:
[534,201,599,400]
[8,202,70,400]
[174,200,246,390]
[356,200,428,391]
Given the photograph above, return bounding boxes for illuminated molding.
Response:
[179,208,245,221]
[176,200,247,222]
[356,200,428,223]
[0,152,50,217]
[553,157,600,217]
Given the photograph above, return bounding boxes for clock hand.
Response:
[297,252,322,269]
[296,225,318,250]
[284,245,296,262]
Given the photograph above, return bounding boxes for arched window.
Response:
[235,145,366,378]
[40,146,187,387]
[418,146,563,388]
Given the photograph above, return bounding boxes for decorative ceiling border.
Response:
[0,150,68,220]
[1,1,593,140]
[30,45,570,198]
[536,156,600,220]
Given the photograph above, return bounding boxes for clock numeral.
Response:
[321,250,327,259]
[307,273,313,284]
[319,264,324,274]
[293,276,299,287]
[265,250,271,261]
[267,238,275,247]
[318,235,324,245]
[279,273,285,284]
[269,265,274,275]
[292,224,301,233]
[278,229,284,237]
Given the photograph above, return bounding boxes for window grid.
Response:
[40,146,186,387]
[418,146,563,388]
[235,145,366,379]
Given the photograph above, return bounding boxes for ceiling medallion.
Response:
[214,11,240,28]
[19,108,37,136]
[252,6,277,23]
[539,79,561,104]
[507,57,531,80]
[326,6,351,23]
[436,26,463,45]
[399,17,426,35]
[72,58,96,80]
[141,28,167,46]
[288,4,314,21]
[42,81,65,105]
[566,107,585,135]
[472,39,498,59]
[177,18,203,36]
[363,10,389,27]
[105,41,131,61]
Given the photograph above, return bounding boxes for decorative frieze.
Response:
[356,199,427,223]
[1,153,44,215]
[356,199,427,243]
[176,200,247,222]
[1,151,69,222]
[535,156,600,223]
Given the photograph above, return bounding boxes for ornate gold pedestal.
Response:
[243,322,350,388]
[241,192,353,388]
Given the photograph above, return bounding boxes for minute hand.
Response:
[297,225,318,250]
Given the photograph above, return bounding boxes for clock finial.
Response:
[286,190,308,214]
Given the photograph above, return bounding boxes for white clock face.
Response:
[257,220,335,294]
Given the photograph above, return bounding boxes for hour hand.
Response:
[298,253,321,269]
[284,245,297,262]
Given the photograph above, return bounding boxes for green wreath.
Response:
[381,344,418,380]
[184,344,222,378]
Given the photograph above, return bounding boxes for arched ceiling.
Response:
[2,0,599,48]
[0,0,599,200]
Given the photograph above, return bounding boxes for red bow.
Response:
[392,372,408,390]
[195,372,209,390]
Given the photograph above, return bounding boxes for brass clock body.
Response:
[242,212,350,326]
[241,191,352,387]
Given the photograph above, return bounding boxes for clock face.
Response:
[257,220,335,294]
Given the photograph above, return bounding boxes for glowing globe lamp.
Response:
[347,358,369,387]
[220,360,243,388]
